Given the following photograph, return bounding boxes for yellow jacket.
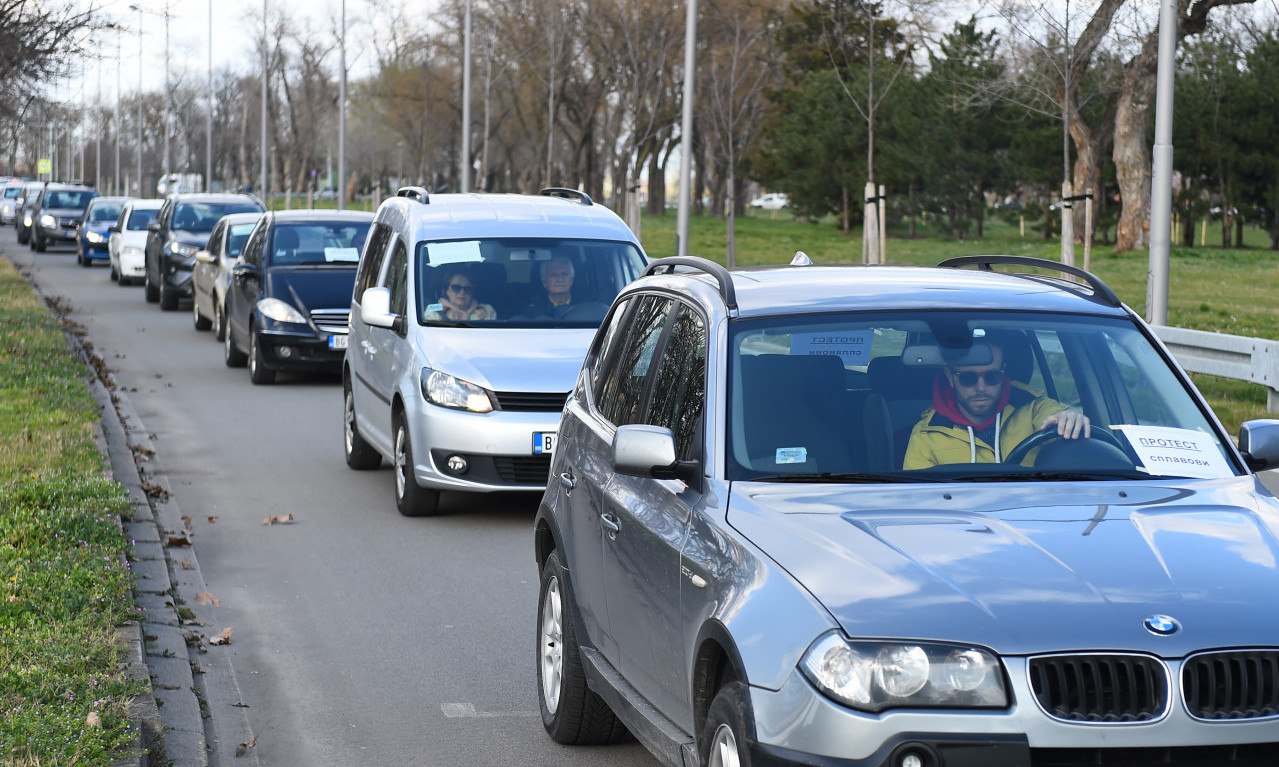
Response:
[903,393,1068,470]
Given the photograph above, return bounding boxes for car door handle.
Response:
[559,472,575,493]
[600,513,620,539]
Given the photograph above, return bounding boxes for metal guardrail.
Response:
[1152,326,1279,413]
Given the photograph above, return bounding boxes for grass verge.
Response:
[0,256,144,766]
[638,211,1278,435]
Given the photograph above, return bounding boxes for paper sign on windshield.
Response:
[789,330,872,366]
[324,247,360,262]
[1113,425,1232,478]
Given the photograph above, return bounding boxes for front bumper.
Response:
[37,224,78,244]
[160,255,195,294]
[750,663,1279,765]
[118,249,145,278]
[256,328,348,372]
[405,396,559,493]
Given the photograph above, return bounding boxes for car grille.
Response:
[493,456,552,484]
[58,216,79,228]
[310,308,350,334]
[1183,650,1279,720]
[1031,743,1279,766]
[1029,654,1167,722]
[490,391,569,412]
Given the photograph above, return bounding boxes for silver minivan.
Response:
[344,188,646,516]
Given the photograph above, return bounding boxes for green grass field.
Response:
[637,210,1279,434]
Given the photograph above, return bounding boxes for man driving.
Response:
[903,340,1090,469]
[525,256,577,318]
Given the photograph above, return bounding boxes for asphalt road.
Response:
[3,229,657,766]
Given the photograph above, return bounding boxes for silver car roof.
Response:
[375,193,640,245]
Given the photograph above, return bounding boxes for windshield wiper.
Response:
[750,472,925,484]
[957,470,1150,482]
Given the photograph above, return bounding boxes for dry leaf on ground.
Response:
[235,736,258,757]
[167,534,193,547]
[195,591,220,607]
[209,627,233,645]
[262,514,295,526]
[86,712,102,727]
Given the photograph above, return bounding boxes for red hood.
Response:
[931,371,1010,429]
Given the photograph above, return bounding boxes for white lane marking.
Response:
[441,702,539,719]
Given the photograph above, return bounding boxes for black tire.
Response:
[393,417,440,517]
[144,266,159,303]
[16,227,27,245]
[76,247,86,266]
[224,318,247,367]
[159,280,179,311]
[213,301,227,341]
[701,682,755,767]
[193,295,212,330]
[109,261,119,281]
[33,232,45,252]
[344,382,382,470]
[248,327,276,385]
[537,550,627,745]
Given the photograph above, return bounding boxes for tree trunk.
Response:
[1043,188,1053,240]
[908,181,916,238]
[1112,53,1157,252]
[726,162,736,267]
[646,150,665,215]
[841,185,850,235]
[1181,209,1195,247]
[1235,215,1244,248]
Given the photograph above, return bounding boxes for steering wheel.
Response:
[1004,425,1127,466]
[559,301,609,322]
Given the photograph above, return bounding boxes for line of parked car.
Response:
[22,172,1279,767]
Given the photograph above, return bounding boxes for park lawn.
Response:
[639,210,1279,434]
[0,257,143,766]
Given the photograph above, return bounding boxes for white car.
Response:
[749,192,789,209]
[109,199,163,285]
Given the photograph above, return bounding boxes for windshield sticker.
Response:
[324,247,360,263]
[426,240,482,264]
[1113,425,1232,478]
[789,331,872,366]
[776,447,808,465]
[427,303,444,313]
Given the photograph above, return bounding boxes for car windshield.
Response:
[173,202,262,232]
[226,223,257,257]
[127,209,159,230]
[3,187,20,199]
[268,221,371,266]
[726,311,1238,483]
[415,237,646,328]
[88,202,123,222]
[46,191,95,209]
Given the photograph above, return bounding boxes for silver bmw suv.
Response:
[344,187,647,516]
[535,254,1279,766]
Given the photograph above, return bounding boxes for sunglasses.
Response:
[448,284,474,294]
[953,370,1004,388]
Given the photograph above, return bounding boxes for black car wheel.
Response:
[224,318,247,367]
[76,247,84,266]
[16,226,27,245]
[248,326,276,385]
[701,682,754,767]
[193,294,212,330]
[144,263,159,303]
[159,278,179,311]
[344,382,382,470]
[33,231,45,252]
[213,301,226,341]
[537,550,626,745]
[393,417,439,517]
[109,261,119,281]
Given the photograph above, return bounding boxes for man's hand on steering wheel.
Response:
[1039,410,1090,440]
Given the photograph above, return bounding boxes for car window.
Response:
[267,222,370,266]
[645,303,707,461]
[241,222,266,267]
[205,223,224,255]
[595,295,673,427]
[226,224,256,257]
[87,202,123,222]
[172,202,262,232]
[127,208,159,230]
[2,187,19,200]
[354,222,393,302]
[414,237,645,328]
[384,237,409,317]
[587,297,633,391]
[46,191,95,208]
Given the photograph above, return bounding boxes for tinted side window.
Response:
[355,222,393,301]
[384,238,409,317]
[241,222,266,267]
[595,295,673,427]
[587,297,633,391]
[205,223,224,255]
[646,304,707,461]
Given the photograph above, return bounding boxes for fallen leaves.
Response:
[262,514,295,526]
[166,533,193,547]
[209,627,233,646]
[195,591,220,607]
[86,712,102,727]
[235,736,257,757]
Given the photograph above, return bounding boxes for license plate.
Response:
[328,334,349,350]
[533,432,555,455]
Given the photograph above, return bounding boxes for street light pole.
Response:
[1146,0,1177,326]
[115,30,121,195]
[207,0,213,192]
[460,0,472,193]
[260,0,268,203]
[338,0,346,210]
[133,5,142,195]
[676,0,698,258]
[163,0,171,185]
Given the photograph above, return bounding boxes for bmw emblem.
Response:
[1143,615,1181,636]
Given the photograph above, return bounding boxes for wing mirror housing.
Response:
[612,424,701,487]
[194,250,216,264]
[1240,419,1279,471]
[360,286,404,333]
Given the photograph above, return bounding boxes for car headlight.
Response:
[168,241,198,257]
[86,230,105,243]
[39,214,55,228]
[420,369,493,413]
[23,214,32,226]
[122,245,143,257]
[256,297,307,324]
[799,633,1007,713]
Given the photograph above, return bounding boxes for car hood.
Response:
[416,326,596,394]
[728,477,1279,656]
[41,207,87,218]
[174,231,212,249]
[264,266,357,313]
[85,221,112,234]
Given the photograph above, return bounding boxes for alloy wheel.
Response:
[539,576,564,715]
[707,723,741,767]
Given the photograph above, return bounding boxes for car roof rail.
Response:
[643,256,738,311]
[938,254,1121,308]
[539,187,593,206]
[396,186,430,204]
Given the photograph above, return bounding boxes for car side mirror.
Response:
[612,424,700,487]
[1240,419,1279,471]
[231,262,259,283]
[194,251,216,264]
[360,286,403,332]
[146,220,161,232]
[108,225,120,233]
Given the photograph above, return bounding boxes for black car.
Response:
[30,183,97,252]
[223,209,373,384]
[144,192,265,310]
